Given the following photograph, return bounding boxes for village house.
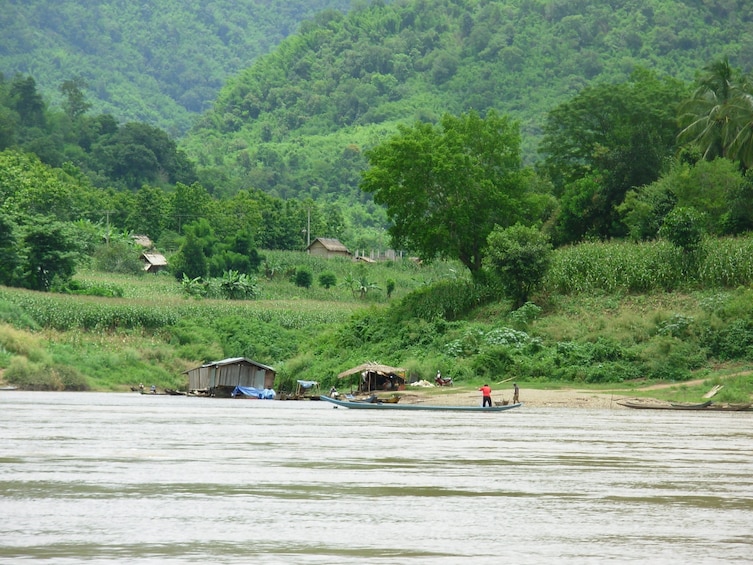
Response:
[306,237,352,259]
[184,357,276,397]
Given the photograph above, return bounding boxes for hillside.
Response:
[0,0,356,135]
[182,0,752,201]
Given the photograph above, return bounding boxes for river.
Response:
[1,391,751,564]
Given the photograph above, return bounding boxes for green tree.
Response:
[21,217,78,291]
[540,70,685,243]
[170,182,214,233]
[9,75,46,129]
[173,230,207,280]
[620,158,750,239]
[361,110,530,281]
[678,59,736,160]
[676,59,753,169]
[59,77,92,121]
[126,184,170,241]
[484,223,552,308]
[91,122,197,190]
[0,212,19,285]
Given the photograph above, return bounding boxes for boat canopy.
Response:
[296,380,319,389]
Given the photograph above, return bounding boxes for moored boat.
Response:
[617,399,752,411]
[319,395,522,412]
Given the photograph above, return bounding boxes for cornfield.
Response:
[545,236,753,294]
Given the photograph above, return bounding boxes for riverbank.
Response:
[395,385,628,409]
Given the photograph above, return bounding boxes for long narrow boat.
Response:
[617,399,752,411]
[319,395,522,412]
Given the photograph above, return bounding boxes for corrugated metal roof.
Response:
[141,253,168,266]
[200,357,276,372]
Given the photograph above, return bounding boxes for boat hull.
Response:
[319,395,522,412]
[617,400,753,411]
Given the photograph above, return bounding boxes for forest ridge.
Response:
[0,0,356,135]
[182,0,752,201]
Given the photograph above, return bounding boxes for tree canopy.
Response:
[361,110,544,279]
[540,69,687,244]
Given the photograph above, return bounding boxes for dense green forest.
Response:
[183,0,752,203]
[0,0,357,135]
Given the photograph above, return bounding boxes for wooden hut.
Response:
[306,238,351,259]
[338,362,406,393]
[140,252,168,273]
[185,357,276,397]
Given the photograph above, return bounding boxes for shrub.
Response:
[5,357,62,390]
[704,319,753,360]
[385,279,395,298]
[294,268,313,289]
[318,272,337,289]
[470,345,516,379]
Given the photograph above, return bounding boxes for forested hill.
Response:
[0,0,356,135]
[182,0,752,201]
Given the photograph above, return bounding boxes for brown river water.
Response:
[1,391,752,564]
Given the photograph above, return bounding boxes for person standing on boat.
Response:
[513,383,520,404]
[479,384,492,407]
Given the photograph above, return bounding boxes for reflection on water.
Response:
[1,392,752,564]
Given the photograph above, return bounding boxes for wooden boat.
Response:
[617,399,752,411]
[320,395,522,412]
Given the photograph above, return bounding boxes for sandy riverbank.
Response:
[393,385,631,409]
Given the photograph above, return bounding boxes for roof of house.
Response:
[338,362,406,379]
[184,357,276,374]
[132,234,154,248]
[205,357,276,371]
[140,253,167,266]
[307,237,350,253]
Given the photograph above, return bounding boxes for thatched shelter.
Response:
[338,362,406,392]
[307,238,351,259]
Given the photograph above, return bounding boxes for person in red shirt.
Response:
[479,384,492,407]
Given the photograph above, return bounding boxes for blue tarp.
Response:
[296,380,319,389]
[232,386,276,399]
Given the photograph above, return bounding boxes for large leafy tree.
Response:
[361,110,535,280]
[540,69,686,244]
[91,122,198,190]
[21,217,79,291]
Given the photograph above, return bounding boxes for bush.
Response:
[704,319,753,360]
[319,272,337,289]
[295,268,313,288]
[5,357,62,390]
